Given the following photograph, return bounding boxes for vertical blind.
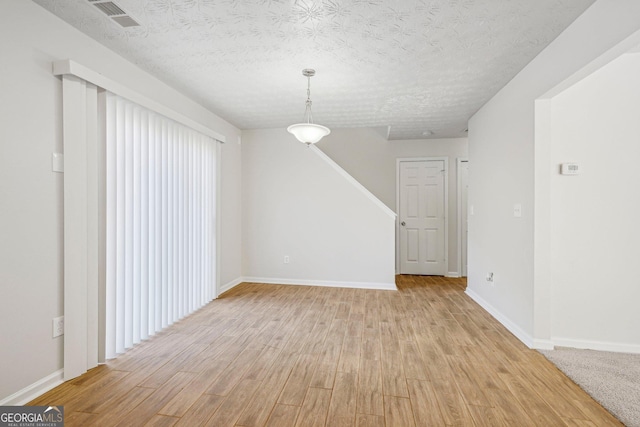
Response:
[105,93,217,359]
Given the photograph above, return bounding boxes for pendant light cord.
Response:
[304,75,314,124]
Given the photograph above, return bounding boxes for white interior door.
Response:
[399,160,446,275]
[459,160,469,277]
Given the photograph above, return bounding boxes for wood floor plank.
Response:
[296,387,332,427]
[309,318,347,389]
[384,396,416,427]
[486,387,536,427]
[499,372,567,426]
[562,418,600,427]
[357,358,384,416]
[337,333,361,374]
[466,403,508,427]
[363,291,380,330]
[28,384,82,407]
[66,364,112,386]
[347,319,364,338]
[204,344,264,396]
[380,348,409,397]
[515,364,593,420]
[203,379,261,427]
[278,353,319,406]
[400,340,430,380]
[242,345,282,381]
[458,346,509,391]
[235,350,299,427]
[300,305,335,355]
[62,369,131,413]
[361,327,381,361]
[173,394,224,427]
[178,335,237,372]
[335,301,352,320]
[327,371,357,426]
[264,404,300,427]
[158,364,229,417]
[30,278,622,427]
[63,411,100,426]
[446,355,492,407]
[144,414,179,427]
[393,314,415,342]
[406,379,446,426]
[87,385,156,425]
[114,372,197,427]
[569,398,624,426]
[355,414,385,427]
[431,378,476,426]
[138,343,210,388]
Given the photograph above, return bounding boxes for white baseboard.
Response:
[465,288,535,348]
[445,272,460,278]
[243,276,397,291]
[551,337,640,354]
[463,290,640,354]
[217,277,243,296]
[533,339,555,350]
[0,369,64,406]
[464,288,640,353]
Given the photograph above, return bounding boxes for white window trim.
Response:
[56,60,225,381]
[53,60,226,143]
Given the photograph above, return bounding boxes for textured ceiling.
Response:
[33,0,594,139]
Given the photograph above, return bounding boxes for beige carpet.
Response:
[540,347,640,427]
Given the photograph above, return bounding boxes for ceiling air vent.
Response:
[90,0,140,27]
[93,1,125,16]
[112,15,140,27]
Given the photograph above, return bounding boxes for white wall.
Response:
[549,52,640,350]
[242,128,396,288]
[467,0,640,346]
[219,138,243,290]
[0,0,241,401]
[316,128,468,275]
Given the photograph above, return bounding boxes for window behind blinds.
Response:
[104,93,217,359]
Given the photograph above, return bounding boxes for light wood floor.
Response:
[30,276,622,426]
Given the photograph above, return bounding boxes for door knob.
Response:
[401,221,406,226]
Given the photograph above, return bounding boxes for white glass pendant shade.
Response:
[287,123,331,145]
[288,68,330,145]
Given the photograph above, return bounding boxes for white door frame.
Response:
[395,157,449,275]
[456,158,468,278]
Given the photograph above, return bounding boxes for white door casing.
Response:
[457,159,469,277]
[397,159,447,275]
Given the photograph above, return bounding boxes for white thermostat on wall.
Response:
[561,163,580,175]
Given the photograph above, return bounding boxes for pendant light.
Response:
[287,68,330,145]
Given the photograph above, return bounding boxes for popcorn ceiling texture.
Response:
[34,0,594,139]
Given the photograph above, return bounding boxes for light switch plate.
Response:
[561,163,579,175]
[53,316,64,338]
[52,153,64,173]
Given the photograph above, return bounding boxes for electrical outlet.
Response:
[513,204,522,218]
[284,256,290,264]
[53,316,64,338]
[486,272,494,284]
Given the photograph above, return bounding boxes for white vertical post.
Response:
[62,74,98,380]
[85,83,99,371]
